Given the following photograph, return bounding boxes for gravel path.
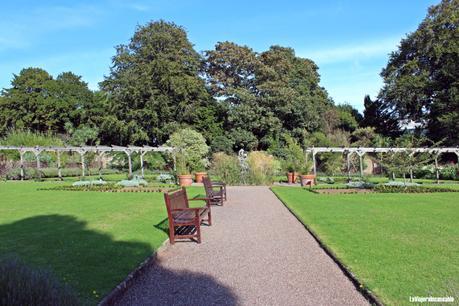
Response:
[115,186,368,306]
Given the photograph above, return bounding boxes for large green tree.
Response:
[204,42,334,150]
[100,20,221,145]
[0,68,94,136]
[378,0,459,145]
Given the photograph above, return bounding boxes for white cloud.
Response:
[299,36,401,64]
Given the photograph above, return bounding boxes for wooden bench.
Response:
[207,175,227,201]
[164,188,211,244]
[203,176,225,206]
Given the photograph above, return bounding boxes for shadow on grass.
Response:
[0,215,237,305]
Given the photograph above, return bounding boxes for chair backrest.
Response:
[164,188,189,217]
[202,176,213,196]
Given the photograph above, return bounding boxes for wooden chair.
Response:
[207,175,227,201]
[203,176,225,206]
[164,188,211,244]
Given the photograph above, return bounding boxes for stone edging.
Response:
[270,188,384,306]
[98,239,170,306]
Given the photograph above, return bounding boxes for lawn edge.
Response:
[270,187,384,306]
[98,238,170,306]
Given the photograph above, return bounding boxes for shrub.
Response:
[167,129,209,174]
[3,167,120,180]
[0,255,79,306]
[439,165,458,180]
[156,173,174,183]
[210,152,241,185]
[346,181,375,189]
[72,180,107,187]
[117,177,148,187]
[246,151,278,185]
[374,185,459,193]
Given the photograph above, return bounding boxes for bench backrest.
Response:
[202,176,213,196]
[164,188,189,218]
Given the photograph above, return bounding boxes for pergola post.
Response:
[77,150,86,178]
[33,148,42,180]
[56,151,62,180]
[312,150,317,176]
[346,151,351,181]
[19,149,25,181]
[357,150,365,178]
[140,151,147,178]
[124,149,133,179]
[434,154,440,184]
[98,151,104,180]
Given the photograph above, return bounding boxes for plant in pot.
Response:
[193,160,208,183]
[299,158,315,187]
[282,135,304,184]
[167,128,209,187]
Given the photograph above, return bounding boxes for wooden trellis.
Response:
[0,145,174,180]
[305,147,459,180]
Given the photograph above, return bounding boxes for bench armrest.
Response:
[211,181,226,186]
[189,197,211,201]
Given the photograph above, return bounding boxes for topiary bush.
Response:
[0,255,80,306]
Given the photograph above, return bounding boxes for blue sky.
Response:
[0,0,437,111]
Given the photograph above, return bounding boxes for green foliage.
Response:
[0,130,65,164]
[210,152,242,185]
[373,184,459,193]
[167,128,209,174]
[0,255,79,306]
[100,20,221,145]
[0,69,94,136]
[246,151,279,185]
[280,135,305,172]
[378,0,459,145]
[64,123,99,146]
[204,42,335,151]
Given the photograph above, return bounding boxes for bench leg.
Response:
[169,224,175,244]
[207,210,212,226]
[196,221,201,244]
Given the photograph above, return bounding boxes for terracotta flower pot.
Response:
[300,174,316,187]
[287,172,299,184]
[178,174,193,186]
[194,172,207,183]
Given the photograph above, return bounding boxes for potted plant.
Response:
[167,128,210,187]
[194,162,207,183]
[282,135,304,184]
[299,159,315,187]
[176,154,193,186]
[285,162,299,184]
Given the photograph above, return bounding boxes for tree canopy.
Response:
[375,0,459,145]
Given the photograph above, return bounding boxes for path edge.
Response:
[98,239,170,306]
[270,187,384,306]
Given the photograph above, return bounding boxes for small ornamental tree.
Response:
[167,128,209,175]
[281,135,305,173]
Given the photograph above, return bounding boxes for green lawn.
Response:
[271,187,459,305]
[0,181,203,304]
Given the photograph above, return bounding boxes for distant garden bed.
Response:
[42,184,176,193]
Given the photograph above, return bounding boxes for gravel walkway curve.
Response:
[115,186,368,306]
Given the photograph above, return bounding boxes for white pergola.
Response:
[0,145,174,180]
[305,147,459,180]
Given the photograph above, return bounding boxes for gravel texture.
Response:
[115,186,368,306]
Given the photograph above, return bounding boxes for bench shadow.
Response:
[0,215,238,305]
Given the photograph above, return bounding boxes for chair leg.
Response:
[208,210,212,226]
